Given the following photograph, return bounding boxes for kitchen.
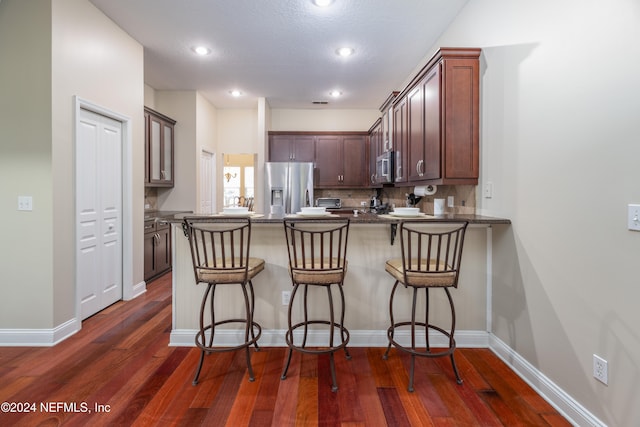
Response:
[1,1,640,426]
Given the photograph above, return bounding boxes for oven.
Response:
[375,151,394,184]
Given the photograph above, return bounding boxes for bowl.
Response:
[222,207,250,215]
[300,207,327,215]
[392,207,420,216]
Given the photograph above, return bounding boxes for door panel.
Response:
[77,108,122,320]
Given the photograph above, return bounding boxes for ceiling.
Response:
[89,0,469,109]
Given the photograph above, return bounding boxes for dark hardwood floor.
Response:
[0,273,571,426]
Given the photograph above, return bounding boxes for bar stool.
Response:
[383,220,468,391]
[281,218,351,392]
[183,216,264,385]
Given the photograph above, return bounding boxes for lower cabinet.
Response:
[144,219,172,282]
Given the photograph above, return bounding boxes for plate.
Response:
[218,211,254,216]
[296,211,332,217]
[389,212,429,218]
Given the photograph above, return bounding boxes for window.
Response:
[223,154,255,207]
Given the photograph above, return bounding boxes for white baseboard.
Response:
[489,334,605,427]
[126,280,147,300]
[169,328,489,348]
[0,317,80,347]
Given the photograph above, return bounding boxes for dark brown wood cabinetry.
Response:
[393,96,408,184]
[144,219,171,282]
[368,118,382,186]
[393,48,480,186]
[145,107,176,187]
[315,134,368,188]
[267,132,369,188]
[268,134,315,162]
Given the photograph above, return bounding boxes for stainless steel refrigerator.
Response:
[264,162,314,215]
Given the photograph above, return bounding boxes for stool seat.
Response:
[196,257,265,283]
[385,258,456,287]
[290,258,348,284]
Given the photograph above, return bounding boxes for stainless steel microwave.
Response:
[375,151,394,184]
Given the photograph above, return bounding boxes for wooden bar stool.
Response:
[383,220,468,391]
[281,218,351,392]
[183,216,264,385]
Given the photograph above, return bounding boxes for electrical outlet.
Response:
[447,196,454,207]
[628,204,640,231]
[281,290,291,306]
[593,354,608,385]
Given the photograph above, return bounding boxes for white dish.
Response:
[296,211,332,217]
[222,207,250,214]
[392,207,420,215]
[300,207,327,215]
[389,212,428,218]
[219,211,254,216]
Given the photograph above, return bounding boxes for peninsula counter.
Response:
[166,213,510,348]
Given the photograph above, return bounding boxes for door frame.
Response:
[200,149,216,214]
[73,96,134,323]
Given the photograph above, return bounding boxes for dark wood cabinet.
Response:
[394,48,480,186]
[315,134,367,188]
[393,96,408,184]
[368,118,382,186]
[268,134,315,162]
[145,107,176,187]
[144,219,171,282]
[380,92,398,153]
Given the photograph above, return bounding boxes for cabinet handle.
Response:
[416,160,424,176]
[371,174,376,184]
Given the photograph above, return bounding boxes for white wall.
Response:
[0,0,53,328]
[0,0,144,332]
[435,0,640,425]
[270,108,378,131]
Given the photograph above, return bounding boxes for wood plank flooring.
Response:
[0,273,571,426]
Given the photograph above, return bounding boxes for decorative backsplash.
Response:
[315,185,476,215]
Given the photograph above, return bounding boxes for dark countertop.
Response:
[144,210,192,222]
[165,211,510,225]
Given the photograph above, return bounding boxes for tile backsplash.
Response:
[315,185,476,215]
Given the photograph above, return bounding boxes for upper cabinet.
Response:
[379,92,399,153]
[315,134,368,188]
[268,134,315,162]
[145,107,176,187]
[394,48,480,186]
[368,118,382,186]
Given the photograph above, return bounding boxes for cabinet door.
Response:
[407,84,424,182]
[155,224,171,274]
[369,121,381,186]
[342,136,367,187]
[292,135,315,162]
[443,58,479,179]
[315,135,342,186]
[422,64,442,180]
[162,123,173,183]
[269,135,294,161]
[144,231,156,281]
[149,115,163,183]
[393,97,408,184]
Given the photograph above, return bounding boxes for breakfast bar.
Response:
[167,213,510,348]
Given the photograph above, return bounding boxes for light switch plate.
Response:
[628,204,640,231]
[447,196,454,207]
[18,196,33,211]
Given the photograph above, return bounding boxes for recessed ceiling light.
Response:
[336,47,355,57]
[191,46,211,56]
[329,90,342,97]
[312,0,334,7]
[229,90,243,97]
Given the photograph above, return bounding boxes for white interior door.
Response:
[76,108,123,319]
[200,150,215,214]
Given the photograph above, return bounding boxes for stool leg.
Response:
[326,285,339,392]
[383,280,400,360]
[424,288,430,351]
[302,284,309,348]
[338,284,351,360]
[329,352,338,392]
[248,280,260,351]
[241,282,255,382]
[281,284,299,380]
[407,287,418,392]
[193,283,213,386]
[445,287,463,385]
[192,350,206,386]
